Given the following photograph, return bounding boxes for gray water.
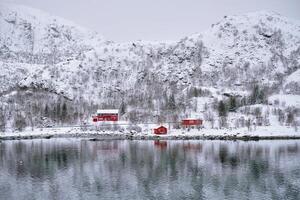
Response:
[0,139,300,200]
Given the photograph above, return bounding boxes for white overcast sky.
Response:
[3,0,300,42]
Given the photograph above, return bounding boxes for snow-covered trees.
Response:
[119,100,126,117]
[0,108,6,132]
[217,101,228,128]
[286,107,298,127]
[204,110,215,128]
[218,101,227,117]
[286,111,294,126]
[61,102,68,123]
[14,112,26,131]
[249,85,267,105]
[229,96,237,112]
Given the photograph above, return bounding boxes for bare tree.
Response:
[204,110,215,128]
[246,118,251,131]
[278,109,285,125]
[292,121,298,132]
[218,116,228,129]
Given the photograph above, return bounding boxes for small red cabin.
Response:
[182,119,203,128]
[93,109,119,122]
[154,126,168,135]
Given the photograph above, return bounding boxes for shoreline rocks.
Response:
[1,132,300,141]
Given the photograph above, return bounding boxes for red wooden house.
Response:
[92,109,119,122]
[181,119,203,129]
[154,126,168,135]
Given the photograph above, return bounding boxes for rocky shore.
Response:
[1,130,300,141]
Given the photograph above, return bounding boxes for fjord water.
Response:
[0,139,300,200]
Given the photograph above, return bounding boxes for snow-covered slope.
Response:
[284,69,300,94]
[0,3,105,64]
[1,3,300,109]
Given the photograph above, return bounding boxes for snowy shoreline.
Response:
[1,133,300,141]
[1,126,299,141]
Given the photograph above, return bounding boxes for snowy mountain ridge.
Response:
[0,3,105,63]
[0,3,300,125]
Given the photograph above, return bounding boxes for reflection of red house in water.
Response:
[181,119,203,129]
[183,143,203,151]
[91,142,119,159]
[154,140,167,149]
[93,109,119,122]
[154,126,168,135]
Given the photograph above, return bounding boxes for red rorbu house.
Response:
[92,109,119,122]
[154,126,168,135]
[181,119,203,129]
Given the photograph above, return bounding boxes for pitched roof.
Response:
[97,109,119,114]
[156,126,167,129]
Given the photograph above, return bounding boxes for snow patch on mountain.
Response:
[284,69,300,94]
[269,94,300,107]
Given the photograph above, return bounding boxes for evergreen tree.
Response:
[229,96,237,112]
[286,111,294,125]
[44,104,49,117]
[218,100,227,117]
[258,89,266,104]
[119,100,126,116]
[0,109,5,132]
[250,85,260,104]
[52,106,57,123]
[61,102,68,123]
[249,85,266,104]
[56,101,61,122]
[168,94,176,111]
[192,88,199,97]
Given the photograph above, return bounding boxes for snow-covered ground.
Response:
[0,124,299,140]
[269,94,300,107]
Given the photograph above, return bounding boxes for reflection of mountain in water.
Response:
[0,139,300,199]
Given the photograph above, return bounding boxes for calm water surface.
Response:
[0,139,300,200]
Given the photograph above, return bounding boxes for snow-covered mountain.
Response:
[0,3,106,94]
[0,3,300,126]
[0,3,105,60]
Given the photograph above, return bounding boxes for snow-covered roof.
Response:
[97,109,119,114]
